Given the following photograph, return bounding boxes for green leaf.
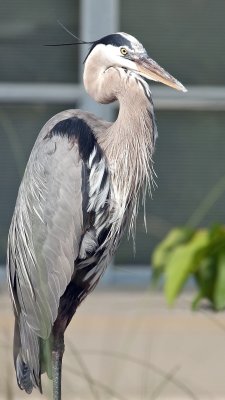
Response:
[207,226,225,257]
[152,227,193,269]
[214,252,225,310]
[194,257,217,304]
[165,230,209,305]
[152,224,225,310]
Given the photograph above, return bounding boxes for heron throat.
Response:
[99,71,158,234]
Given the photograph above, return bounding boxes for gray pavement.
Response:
[1,286,225,400]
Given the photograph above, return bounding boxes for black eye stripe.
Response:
[84,34,132,63]
[95,34,132,49]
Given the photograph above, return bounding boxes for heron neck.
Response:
[100,74,157,161]
[99,75,157,221]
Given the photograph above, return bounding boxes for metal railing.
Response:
[0,83,225,111]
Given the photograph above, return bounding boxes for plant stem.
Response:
[187,174,225,227]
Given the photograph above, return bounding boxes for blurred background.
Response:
[1,0,225,268]
[1,1,225,399]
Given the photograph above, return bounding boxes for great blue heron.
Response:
[7,32,186,399]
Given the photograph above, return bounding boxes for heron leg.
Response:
[52,333,64,400]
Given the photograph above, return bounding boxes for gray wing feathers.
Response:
[8,136,83,340]
[6,109,113,392]
[15,314,40,391]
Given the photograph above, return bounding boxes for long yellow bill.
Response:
[136,56,187,92]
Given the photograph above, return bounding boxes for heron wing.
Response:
[7,118,84,340]
[7,112,112,391]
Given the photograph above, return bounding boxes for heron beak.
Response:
[135,56,187,92]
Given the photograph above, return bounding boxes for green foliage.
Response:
[151,225,225,310]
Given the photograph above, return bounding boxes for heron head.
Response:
[85,32,186,92]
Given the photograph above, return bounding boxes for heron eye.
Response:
[120,47,128,56]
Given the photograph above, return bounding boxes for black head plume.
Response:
[44,20,93,47]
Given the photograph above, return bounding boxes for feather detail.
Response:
[98,69,157,239]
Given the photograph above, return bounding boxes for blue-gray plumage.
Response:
[7,32,186,399]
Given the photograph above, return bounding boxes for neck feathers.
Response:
[84,55,157,232]
[99,71,157,232]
